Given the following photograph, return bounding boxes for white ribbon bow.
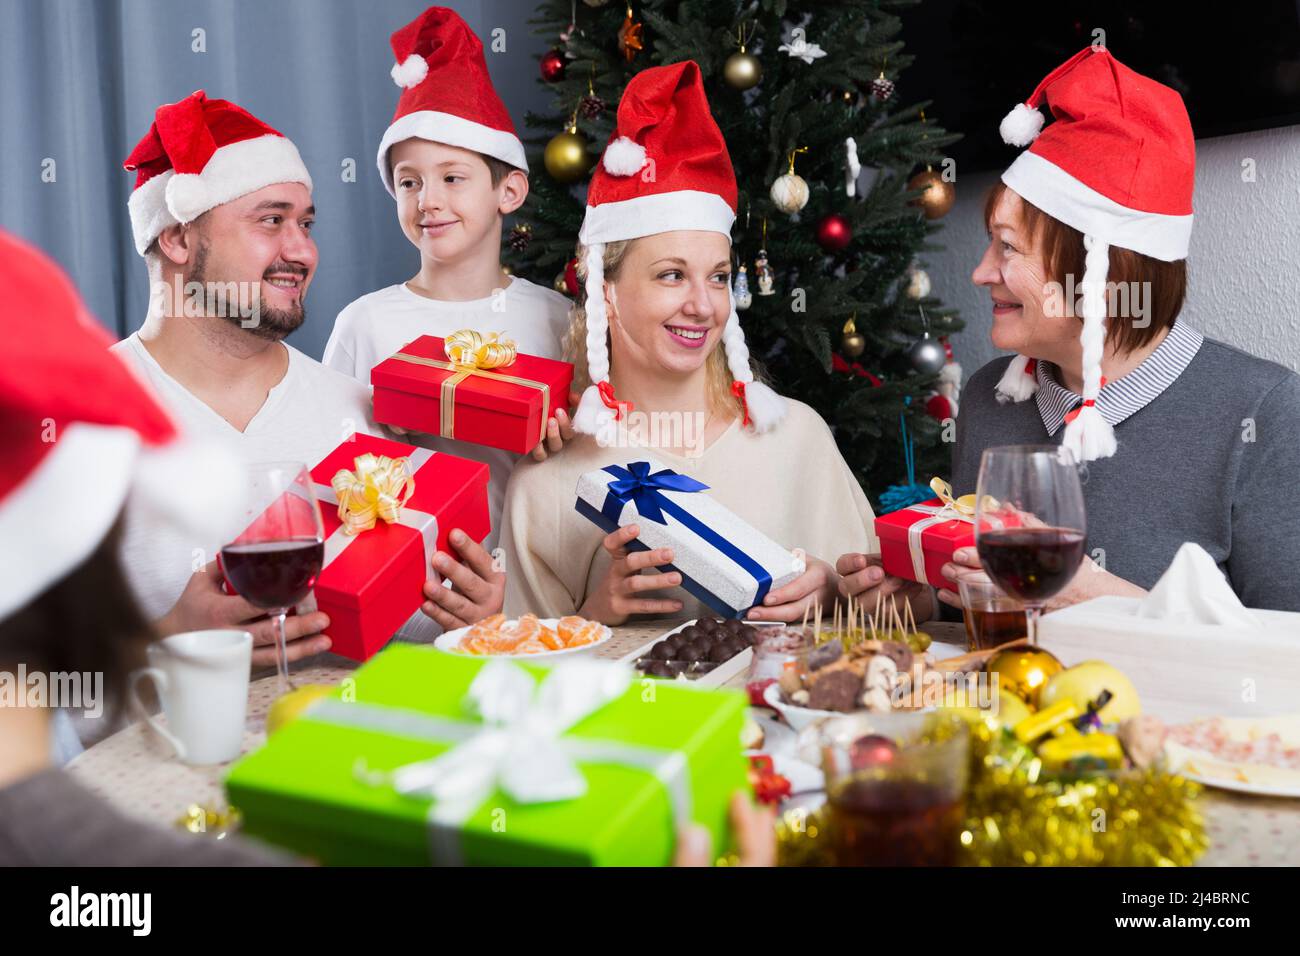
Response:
[385,659,632,806]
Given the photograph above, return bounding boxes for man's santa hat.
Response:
[0,230,243,620]
[992,45,1195,462]
[377,6,527,195]
[573,60,786,443]
[123,91,313,257]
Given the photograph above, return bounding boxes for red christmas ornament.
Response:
[816,213,852,252]
[563,257,579,296]
[541,49,566,82]
[850,734,898,770]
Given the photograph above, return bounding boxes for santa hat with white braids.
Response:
[992,45,1195,461]
[573,60,786,442]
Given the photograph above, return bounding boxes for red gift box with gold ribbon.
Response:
[223,433,489,661]
[370,331,574,455]
[874,480,977,589]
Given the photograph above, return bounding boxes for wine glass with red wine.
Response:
[221,462,325,693]
[974,445,1086,647]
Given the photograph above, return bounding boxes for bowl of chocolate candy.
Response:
[633,617,759,681]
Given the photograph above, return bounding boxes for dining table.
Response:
[66,620,1299,866]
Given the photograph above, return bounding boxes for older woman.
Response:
[839,45,1300,615]
[501,61,877,625]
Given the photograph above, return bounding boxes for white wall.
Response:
[927,124,1300,381]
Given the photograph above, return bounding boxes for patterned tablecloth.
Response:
[66,621,1298,866]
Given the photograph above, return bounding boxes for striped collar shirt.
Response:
[1034,322,1205,436]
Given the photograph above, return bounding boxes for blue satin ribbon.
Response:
[598,462,774,609]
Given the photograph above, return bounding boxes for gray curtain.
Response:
[0,0,552,359]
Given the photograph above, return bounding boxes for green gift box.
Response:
[225,644,749,866]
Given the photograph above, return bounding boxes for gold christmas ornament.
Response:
[544,116,591,184]
[723,22,761,90]
[841,315,865,358]
[908,165,956,219]
[985,646,1063,709]
[770,147,810,214]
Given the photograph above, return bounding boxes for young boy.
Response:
[323,7,574,634]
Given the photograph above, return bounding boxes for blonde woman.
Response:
[500,62,877,625]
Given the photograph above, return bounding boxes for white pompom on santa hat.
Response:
[0,230,245,621]
[991,45,1195,461]
[376,6,528,195]
[122,90,312,257]
[573,60,787,443]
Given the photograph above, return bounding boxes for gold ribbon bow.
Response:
[391,329,552,445]
[331,454,416,536]
[929,477,976,518]
[443,329,518,369]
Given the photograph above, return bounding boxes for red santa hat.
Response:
[0,230,243,621]
[992,45,1195,462]
[573,60,786,442]
[123,91,313,257]
[377,6,527,195]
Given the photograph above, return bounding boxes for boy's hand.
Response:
[420,529,506,630]
[529,405,576,462]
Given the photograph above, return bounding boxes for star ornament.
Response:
[618,15,644,62]
[778,30,826,65]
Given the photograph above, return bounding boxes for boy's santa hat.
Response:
[377,6,527,195]
[123,90,313,256]
[0,230,243,621]
[573,60,786,443]
[992,45,1195,462]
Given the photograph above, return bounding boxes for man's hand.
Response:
[420,529,507,630]
[158,562,332,668]
[835,551,937,623]
[745,555,842,622]
[937,546,1145,611]
[578,523,683,625]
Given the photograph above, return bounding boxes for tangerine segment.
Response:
[478,613,506,631]
[539,626,566,651]
[509,614,543,643]
[557,616,588,643]
[564,621,605,647]
[514,639,548,654]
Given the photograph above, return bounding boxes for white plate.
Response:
[618,619,754,688]
[1163,741,1300,798]
[762,681,840,731]
[434,618,612,659]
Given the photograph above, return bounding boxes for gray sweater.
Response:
[952,339,1300,611]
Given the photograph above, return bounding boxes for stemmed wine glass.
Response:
[221,463,325,693]
[974,445,1087,646]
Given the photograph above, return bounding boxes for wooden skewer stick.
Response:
[904,598,917,636]
[801,602,810,633]
[890,594,905,636]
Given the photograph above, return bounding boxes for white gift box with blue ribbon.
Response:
[575,459,804,619]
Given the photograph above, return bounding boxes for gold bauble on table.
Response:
[724,50,762,90]
[908,166,956,219]
[544,124,591,184]
[985,646,1062,709]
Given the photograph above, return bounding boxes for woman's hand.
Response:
[745,554,841,623]
[674,792,776,867]
[835,552,937,622]
[159,562,332,668]
[936,546,1147,611]
[420,529,506,630]
[578,523,684,625]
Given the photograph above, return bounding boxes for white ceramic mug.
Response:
[128,629,253,765]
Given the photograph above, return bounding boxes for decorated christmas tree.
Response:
[506,0,965,505]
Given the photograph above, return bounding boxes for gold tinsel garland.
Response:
[777,716,1208,867]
